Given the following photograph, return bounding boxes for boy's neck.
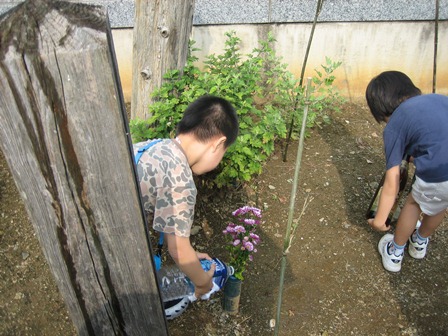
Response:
[175,134,206,167]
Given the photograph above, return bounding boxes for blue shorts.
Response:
[412,176,448,216]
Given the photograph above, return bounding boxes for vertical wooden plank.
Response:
[0,0,168,334]
[131,0,196,119]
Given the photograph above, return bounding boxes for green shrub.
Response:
[130,31,342,187]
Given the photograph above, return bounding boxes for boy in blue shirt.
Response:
[365,71,448,272]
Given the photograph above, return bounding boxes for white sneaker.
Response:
[378,234,403,272]
[408,230,428,259]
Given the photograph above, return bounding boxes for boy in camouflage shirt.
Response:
[133,95,239,298]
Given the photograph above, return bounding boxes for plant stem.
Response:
[283,0,324,162]
[274,78,312,336]
[284,194,313,255]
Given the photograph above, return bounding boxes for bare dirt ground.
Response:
[1,101,447,335]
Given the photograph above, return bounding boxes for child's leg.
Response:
[418,210,446,238]
[410,176,448,240]
[377,194,421,272]
[379,177,448,271]
[407,211,446,259]
[393,193,422,246]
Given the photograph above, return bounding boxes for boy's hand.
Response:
[194,263,216,299]
[196,252,212,260]
[368,218,390,232]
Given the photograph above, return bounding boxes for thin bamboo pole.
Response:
[283,0,324,162]
[433,0,439,93]
[274,78,312,336]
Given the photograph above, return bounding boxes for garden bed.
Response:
[1,101,447,335]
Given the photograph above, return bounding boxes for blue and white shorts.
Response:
[412,176,448,216]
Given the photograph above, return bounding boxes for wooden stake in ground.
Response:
[0,0,167,334]
[131,0,195,119]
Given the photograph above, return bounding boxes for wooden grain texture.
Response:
[0,0,168,334]
[131,0,195,119]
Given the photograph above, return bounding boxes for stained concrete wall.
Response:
[112,21,447,102]
[2,1,447,101]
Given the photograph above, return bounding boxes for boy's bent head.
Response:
[177,95,239,147]
[366,71,421,123]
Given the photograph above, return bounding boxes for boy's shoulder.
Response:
[133,138,167,149]
[133,139,176,155]
[406,93,448,104]
[398,94,448,112]
[135,139,189,168]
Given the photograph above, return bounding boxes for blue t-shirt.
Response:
[384,94,448,183]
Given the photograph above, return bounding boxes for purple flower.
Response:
[234,225,246,233]
[231,207,245,216]
[250,233,261,244]
[250,208,262,218]
[223,206,262,280]
[232,206,262,218]
[224,224,236,234]
[243,241,254,251]
[243,218,257,225]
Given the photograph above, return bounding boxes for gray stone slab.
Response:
[270,0,446,23]
[194,0,270,24]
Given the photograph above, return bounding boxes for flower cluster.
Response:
[223,206,262,280]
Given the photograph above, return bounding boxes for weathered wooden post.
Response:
[0,0,168,334]
[131,0,196,119]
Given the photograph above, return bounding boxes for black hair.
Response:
[365,71,422,123]
[176,95,239,147]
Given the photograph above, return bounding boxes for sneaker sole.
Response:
[378,234,402,272]
[408,241,427,259]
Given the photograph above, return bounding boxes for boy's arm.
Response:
[165,233,215,298]
[369,165,400,231]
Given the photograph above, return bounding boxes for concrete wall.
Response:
[2,1,447,102]
[112,21,447,102]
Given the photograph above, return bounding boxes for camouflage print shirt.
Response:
[133,139,196,237]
